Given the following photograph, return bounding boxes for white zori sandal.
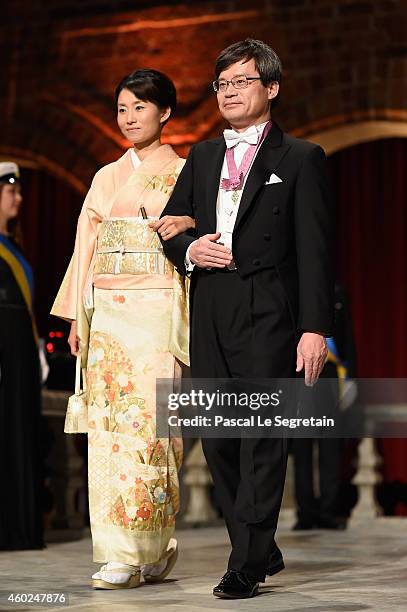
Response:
[91,561,141,589]
[141,538,178,583]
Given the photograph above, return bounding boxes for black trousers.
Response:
[0,305,44,550]
[293,437,342,523]
[293,363,342,523]
[190,268,297,581]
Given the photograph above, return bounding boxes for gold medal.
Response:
[231,190,241,205]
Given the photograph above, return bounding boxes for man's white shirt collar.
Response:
[223,121,269,148]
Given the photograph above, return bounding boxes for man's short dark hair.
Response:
[115,68,177,123]
[215,38,282,86]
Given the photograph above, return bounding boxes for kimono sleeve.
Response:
[51,174,103,321]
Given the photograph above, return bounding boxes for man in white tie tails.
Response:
[161,39,334,599]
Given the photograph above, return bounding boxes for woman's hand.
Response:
[149,215,195,241]
[68,320,80,356]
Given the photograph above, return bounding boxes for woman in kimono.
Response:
[51,69,193,589]
[0,162,44,550]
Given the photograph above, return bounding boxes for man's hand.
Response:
[68,320,80,356]
[296,332,327,386]
[149,215,195,240]
[189,232,233,268]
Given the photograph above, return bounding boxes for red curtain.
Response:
[328,138,407,508]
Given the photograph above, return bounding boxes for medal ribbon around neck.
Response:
[221,121,272,192]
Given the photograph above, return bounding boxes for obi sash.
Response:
[94,217,171,276]
[92,218,189,366]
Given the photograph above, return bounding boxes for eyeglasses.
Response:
[212,75,262,93]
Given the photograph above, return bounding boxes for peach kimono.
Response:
[51,144,188,565]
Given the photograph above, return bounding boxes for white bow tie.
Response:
[223,124,259,148]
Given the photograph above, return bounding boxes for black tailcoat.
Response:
[161,121,335,580]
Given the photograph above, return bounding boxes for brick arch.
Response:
[0,96,126,194]
[290,110,407,156]
[0,146,87,195]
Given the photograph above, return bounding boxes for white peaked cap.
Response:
[0,162,20,183]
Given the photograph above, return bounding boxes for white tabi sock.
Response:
[92,561,139,584]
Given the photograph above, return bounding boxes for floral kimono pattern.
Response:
[51,145,187,565]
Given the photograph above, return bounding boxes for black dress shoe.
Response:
[213,569,259,599]
[317,516,347,530]
[292,519,317,530]
[266,545,285,576]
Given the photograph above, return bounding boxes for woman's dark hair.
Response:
[215,39,282,107]
[115,68,177,123]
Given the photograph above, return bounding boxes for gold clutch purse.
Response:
[64,354,88,434]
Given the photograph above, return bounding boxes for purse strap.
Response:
[75,353,87,395]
